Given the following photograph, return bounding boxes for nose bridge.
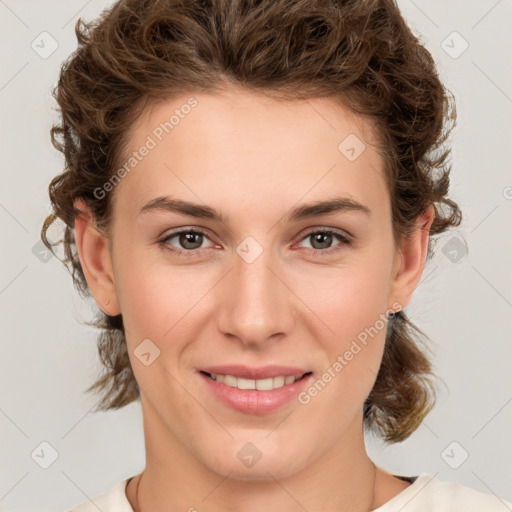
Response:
[217,238,293,346]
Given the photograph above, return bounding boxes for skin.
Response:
[74,86,434,512]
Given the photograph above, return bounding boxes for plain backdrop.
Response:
[1,0,511,510]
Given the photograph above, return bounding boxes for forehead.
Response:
[112,88,389,223]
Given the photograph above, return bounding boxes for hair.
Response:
[42,0,461,443]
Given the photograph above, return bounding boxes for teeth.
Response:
[273,376,285,388]
[237,377,256,390]
[209,373,302,390]
[224,375,237,387]
[256,378,273,391]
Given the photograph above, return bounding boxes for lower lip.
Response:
[199,372,313,414]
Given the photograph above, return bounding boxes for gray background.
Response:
[1,0,511,510]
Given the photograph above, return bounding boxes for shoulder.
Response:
[67,478,133,512]
[374,473,512,512]
[423,474,512,510]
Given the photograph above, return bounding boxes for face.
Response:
[77,87,427,481]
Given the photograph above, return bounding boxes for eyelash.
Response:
[157,227,351,258]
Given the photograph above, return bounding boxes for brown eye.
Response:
[297,229,351,257]
[309,232,334,250]
[160,228,215,257]
[177,231,204,250]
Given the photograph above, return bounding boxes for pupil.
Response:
[180,232,202,249]
[313,232,331,250]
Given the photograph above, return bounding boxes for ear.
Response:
[73,198,121,316]
[389,204,435,311]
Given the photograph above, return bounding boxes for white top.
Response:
[69,473,512,511]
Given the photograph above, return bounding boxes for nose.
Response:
[216,242,295,349]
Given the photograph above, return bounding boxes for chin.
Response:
[212,458,303,482]
[200,440,308,482]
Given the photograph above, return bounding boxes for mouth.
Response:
[199,371,311,391]
[197,365,314,414]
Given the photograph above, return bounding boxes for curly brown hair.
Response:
[42,0,461,443]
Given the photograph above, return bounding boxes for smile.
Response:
[206,372,306,390]
[198,366,314,414]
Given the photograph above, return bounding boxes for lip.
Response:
[198,366,313,414]
[199,364,310,380]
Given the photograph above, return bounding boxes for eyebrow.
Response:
[139,195,371,223]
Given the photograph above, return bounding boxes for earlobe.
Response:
[73,198,120,316]
[389,205,435,310]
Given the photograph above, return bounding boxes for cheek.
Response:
[291,252,393,398]
[293,252,393,342]
[118,272,198,338]
[112,254,209,418]
[113,248,223,377]
[114,229,394,355]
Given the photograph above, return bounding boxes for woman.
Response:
[41,0,510,510]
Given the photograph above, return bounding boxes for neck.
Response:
[131,399,380,512]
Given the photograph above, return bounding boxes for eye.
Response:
[158,228,216,257]
[296,228,351,256]
[157,227,352,259]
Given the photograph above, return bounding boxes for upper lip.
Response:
[199,365,311,380]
